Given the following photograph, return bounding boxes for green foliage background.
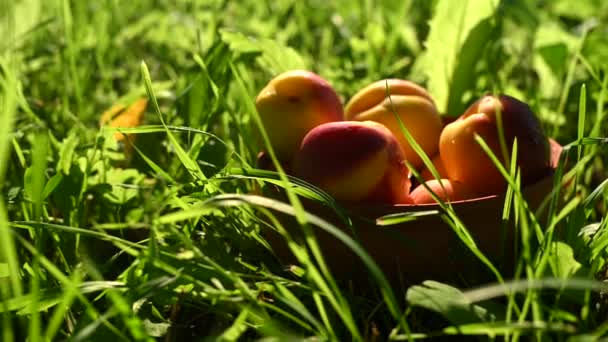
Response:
[1,0,608,340]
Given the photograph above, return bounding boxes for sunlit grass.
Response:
[1,0,608,340]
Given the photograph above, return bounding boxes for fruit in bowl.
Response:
[292,121,412,204]
[255,70,343,162]
[410,179,477,204]
[264,139,562,284]
[344,79,443,169]
[439,94,551,196]
[255,81,563,283]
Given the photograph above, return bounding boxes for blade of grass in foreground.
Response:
[554,27,592,138]
[14,234,127,340]
[386,82,503,284]
[253,207,336,340]
[225,167,352,227]
[43,271,83,341]
[589,73,608,140]
[80,256,152,341]
[27,132,50,342]
[158,193,408,336]
[394,277,608,340]
[0,45,22,342]
[203,194,400,328]
[462,277,608,303]
[229,63,368,340]
[533,87,592,286]
[575,84,586,192]
[391,321,575,340]
[141,62,207,182]
[155,210,309,339]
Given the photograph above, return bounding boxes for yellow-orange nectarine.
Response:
[345,79,443,169]
[255,70,343,161]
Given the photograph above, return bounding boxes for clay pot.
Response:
[261,139,563,285]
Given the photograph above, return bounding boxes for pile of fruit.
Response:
[254,70,552,205]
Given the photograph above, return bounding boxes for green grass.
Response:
[2,0,608,340]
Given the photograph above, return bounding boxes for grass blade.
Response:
[0,36,22,342]
[141,61,207,182]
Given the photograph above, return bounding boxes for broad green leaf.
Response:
[584,28,608,68]
[91,168,144,205]
[0,263,8,277]
[406,280,496,325]
[220,29,308,74]
[462,278,608,303]
[0,0,41,50]
[0,281,126,314]
[568,334,605,342]
[57,131,79,175]
[142,319,171,338]
[534,20,578,73]
[551,0,607,20]
[420,0,499,115]
[547,242,583,278]
[533,20,579,99]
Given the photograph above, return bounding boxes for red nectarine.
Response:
[410,179,476,204]
[293,121,412,204]
[439,94,550,195]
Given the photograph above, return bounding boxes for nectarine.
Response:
[410,179,476,204]
[293,121,412,204]
[344,79,443,169]
[255,70,343,161]
[439,94,550,195]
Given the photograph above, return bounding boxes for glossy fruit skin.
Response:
[345,79,443,169]
[439,94,551,195]
[293,121,412,204]
[345,79,435,116]
[410,179,476,204]
[255,70,343,161]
